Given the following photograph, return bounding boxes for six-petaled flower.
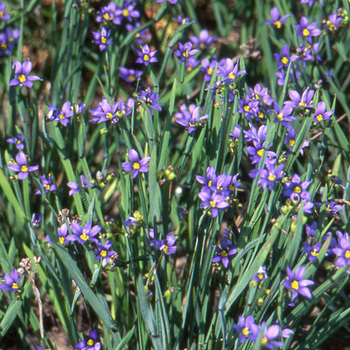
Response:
[9,60,41,88]
[122,149,150,178]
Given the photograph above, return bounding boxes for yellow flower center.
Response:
[59,114,65,120]
[257,149,264,157]
[268,174,276,181]
[133,162,140,170]
[289,139,295,147]
[294,186,301,193]
[257,273,264,280]
[183,50,189,58]
[101,250,107,257]
[302,28,310,37]
[59,237,65,244]
[228,72,235,80]
[128,75,135,81]
[274,20,281,29]
[281,57,289,65]
[242,327,249,336]
[18,74,26,83]
[162,245,169,254]
[258,112,264,119]
[44,184,50,191]
[106,112,113,119]
[221,250,228,257]
[291,280,299,290]
[345,250,350,259]
[243,105,250,112]
[299,101,307,107]
[207,67,213,75]
[122,9,129,17]
[87,339,94,346]
[209,200,216,207]
[0,11,3,18]
[12,283,18,290]
[262,337,268,345]
[1,43,6,49]
[101,37,107,44]
[16,139,22,144]
[144,54,150,61]
[80,233,89,241]
[311,249,318,257]
[200,42,206,49]
[316,114,323,122]
[103,13,110,20]
[21,165,28,172]
[208,180,212,187]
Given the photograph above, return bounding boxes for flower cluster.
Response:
[196,166,240,218]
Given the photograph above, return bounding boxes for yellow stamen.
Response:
[18,74,26,83]
[209,200,216,207]
[294,186,301,194]
[144,54,150,61]
[268,174,276,181]
[207,67,213,75]
[128,75,135,81]
[133,162,140,170]
[345,250,350,259]
[183,50,189,58]
[103,13,110,20]
[316,114,323,122]
[59,237,65,244]
[242,327,249,336]
[262,337,268,345]
[289,139,295,147]
[311,249,318,257]
[291,280,299,290]
[257,149,264,157]
[80,233,89,241]
[59,114,65,120]
[281,57,289,65]
[162,245,169,254]
[101,37,107,44]
[21,165,28,172]
[228,72,235,80]
[221,250,228,257]
[302,28,310,37]
[274,20,281,29]
[243,105,250,112]
[12,283,18,290]
[122,9,129,17]
[87,339,94,346]
[101,250,107,257]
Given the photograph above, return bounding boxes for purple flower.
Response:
[273,45,299,70]
[217,58,246,83]
[313,101,333,122]
[190,29,216,49]
[273,104,296,128]
[96,2,121,25]
[212,237,237,268]
[179,205,189,219]
[0,269,22,293]
[174,42,200,62]
[200,58,218,82]
[248,84,274,106]
[122,149,150,179]
[285,128,309,155]
[246,141,277,165]
[136,44,158,66]
[294,17,322,43]
[8,152,39,180]
[238,96,259,121]
[95,241,118,266]
[67,174,93,196]
[137,87,162,115]
[67,222,101,245]
[115,2,140,22]
[253,266,268,282]
[198,188,229,218]
[92,27,112,51]
[283,174,312,201]
[75,329,101,350]
[265,6,291,29]
[260,325,286,349]
[185,57,199,72]
[306,221,317,239]
[126,23,151,45]
[157,0,178,4]
[36,174,57,195]
[301,0,315,6]
[173,15,190,25]
[303,241,322,262]
[31,213,42,227]
[316,200,343,215]
[325,13,342,32]
[9,60,42,88]
[175,104,208,133]
[332,231,350,267]
[0,2,10,21]
[119,67,143,83]
[149,229,177,255]
[275,67,301,86]
[233,315,260,343]
[244,124,267,143]
[89,97,130,124]
[283,266,314,302]
[7,133,25,150]
[284,88,314,109]
[256,163,285,191]
[56,101,73,126]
